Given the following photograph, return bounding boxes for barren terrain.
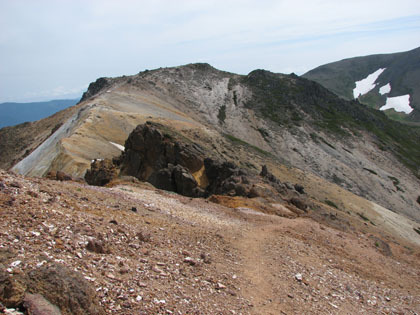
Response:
[1,170,419,314]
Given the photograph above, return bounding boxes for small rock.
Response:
[294,184,305,194]
[131,207,137,212]
[86,239,107,254]
[200,252,211,264]
[287,294,294,299]
[216,282,226,290]
[385,296,391,302]
[23,293,61,315]
[10,261,21,268]
[119,267,129,275]
[295,273,303,282]
[109,220,118,225]
[183,257,196,266]
[136,295,142,302]
[137,231,151,242]
[152,266,165,274]
[182,250,191,256]
[9,182,22,188]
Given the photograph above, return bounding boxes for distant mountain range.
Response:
[303,46,420,122]
[0,99,79,129]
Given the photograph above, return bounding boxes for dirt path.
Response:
[236,221,285,315]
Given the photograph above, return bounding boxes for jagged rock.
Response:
[23,293,61,315]
[259,165,286,194]
[148,164,202,197]
[120,122,203,181]
[204,158,252,196]
[80,77,109,102]
[172,165,201,197]
[85,159,118,186]
[294,184,305,194]
[148,167,176,192]
[26,263,105,315]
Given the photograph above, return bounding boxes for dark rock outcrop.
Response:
[85,159,118,186]
[260,165,287,194]
[204,158,253,197]
[80,77,109,102]
[120,122,203,180]
[84,123,292,200]
[148,164,203,197]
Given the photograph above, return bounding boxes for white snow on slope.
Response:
[380,95,413,114]
[379,83,391,95]
[110,141,125,151]
[353,68,386,98]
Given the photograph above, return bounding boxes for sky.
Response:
[1,0,420,103]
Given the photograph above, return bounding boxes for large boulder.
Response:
[148,164,203,197]
[120,122,204,181]
[25,263,104,315]
[85,159,118,186]
[204,158,253,196]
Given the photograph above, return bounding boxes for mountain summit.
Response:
[303,46,420,122]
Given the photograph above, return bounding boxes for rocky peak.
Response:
[80,77,110,102]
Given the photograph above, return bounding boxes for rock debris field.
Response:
[0,170,419,314]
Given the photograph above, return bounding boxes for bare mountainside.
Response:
[1,169,420,314]
[303,46,420,122]
[1,63,419,222]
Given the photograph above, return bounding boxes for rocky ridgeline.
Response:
[85,122,306,206]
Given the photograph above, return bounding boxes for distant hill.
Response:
[0,99,79,128]
[303,46,420,122]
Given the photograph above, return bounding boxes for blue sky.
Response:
[1,0,420,103]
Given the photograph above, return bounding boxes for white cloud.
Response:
[1,0,420,102]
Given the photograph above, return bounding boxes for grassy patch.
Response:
[324,199,338,209]
[319,137,336,150]
[258,128,270,141]
[223,133,271,156]
[357,212,369,221]
[363,168,378,175]
[310,132,319,143]
[388,176,404,192]
[218,105,226,124]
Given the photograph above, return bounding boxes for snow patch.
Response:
[379,83,391,95]
[380,95,412,114]
[110,141,125,151]
[353,68,386,98]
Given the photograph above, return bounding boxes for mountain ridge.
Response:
[1,63,419,223]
